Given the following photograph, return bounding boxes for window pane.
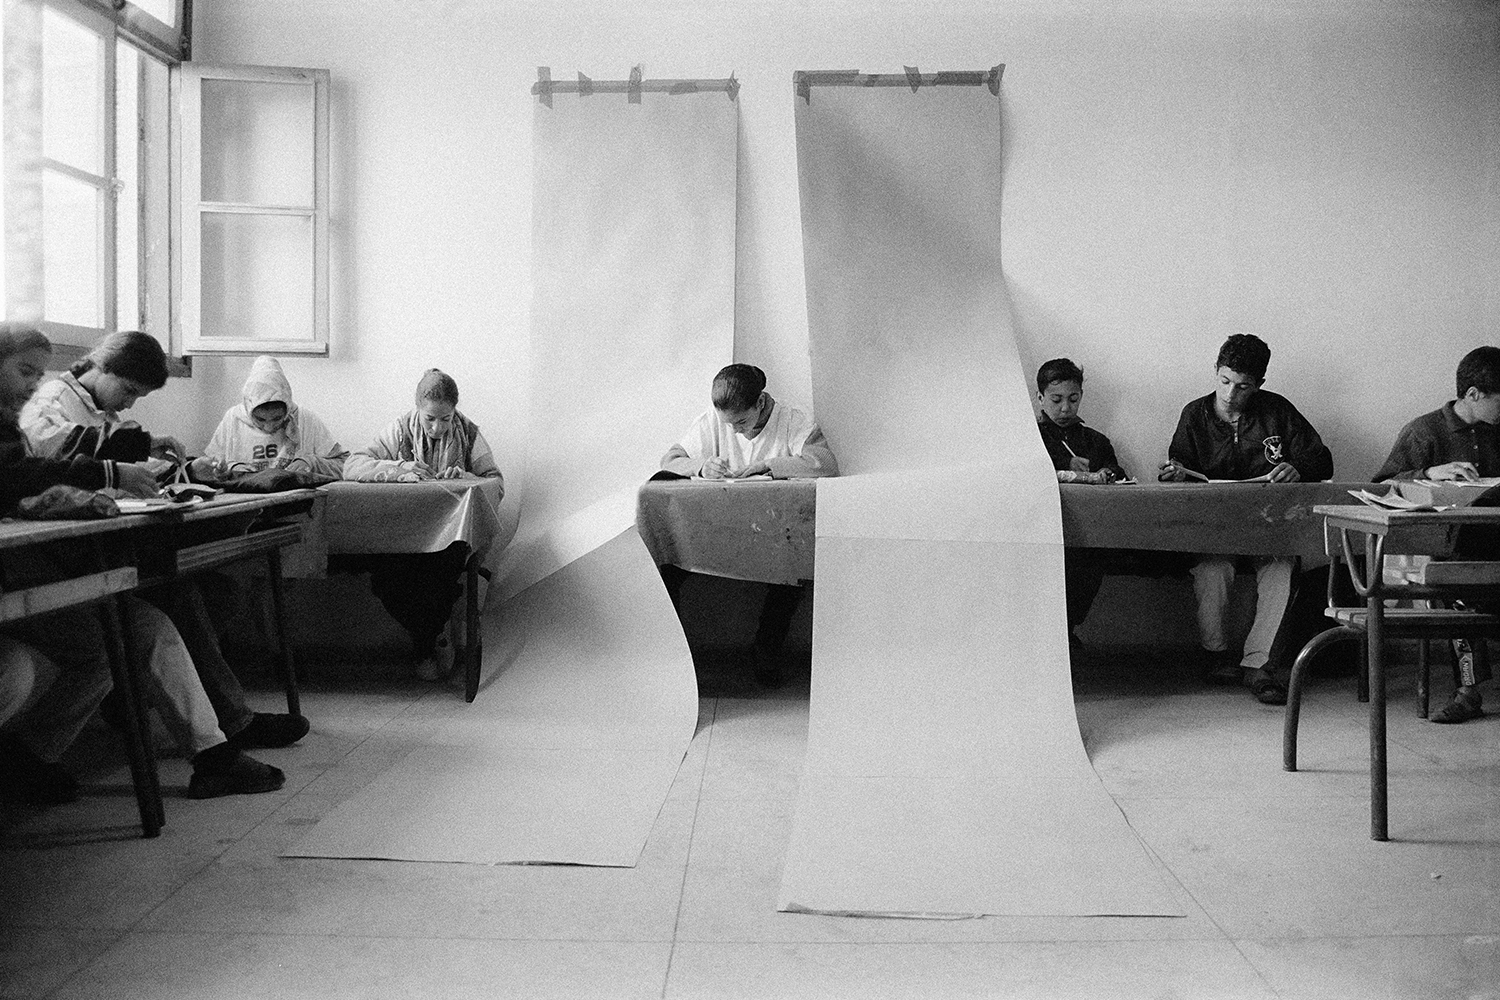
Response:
[42,6,104,175]
[201,80,314,206]
[200,212,313,341]
[116,42,139,330]
[42,169,102,328]
[127,0,179,29]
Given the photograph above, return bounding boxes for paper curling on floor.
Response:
[287,84,734,867]
[780,76,1178,916]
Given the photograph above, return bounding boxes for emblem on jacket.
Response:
[1262,435,1283,464]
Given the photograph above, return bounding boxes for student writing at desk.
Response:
[1159,334,1333,705]
[1033,358,1128,652]
[658,364,837,688]
[1371,346,1500,723]
[19,331,311,753]
[0,325,286,802]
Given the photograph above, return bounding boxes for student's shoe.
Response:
[413,637,455,682]
[187,744,285,799]
[0,737,81,805]
[227,712,310,750]
[1431,690,1484,724]
[1245,669,1288,706]
[1203,650,1243,686]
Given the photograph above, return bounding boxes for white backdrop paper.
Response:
[781,79,1177,916]
[289,87,734,867]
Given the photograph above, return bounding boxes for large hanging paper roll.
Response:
[289,82,734,867]
[781,76,1178,916]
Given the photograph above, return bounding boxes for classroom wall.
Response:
[133,0,1500,495]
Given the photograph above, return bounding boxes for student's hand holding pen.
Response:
[701,457,729,479]
[1266,461,1302,483]
[1157,460,1206,482]
[1426,461,1481,482]
[1068,456,1091,474]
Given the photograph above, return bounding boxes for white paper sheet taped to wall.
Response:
[782,73,1179,916]
[288,83,735,867]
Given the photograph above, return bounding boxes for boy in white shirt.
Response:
[661,364,837,480]
[658,365,837,689]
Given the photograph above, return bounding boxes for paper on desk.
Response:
[783,78,1177,917]
[290,88,731,867]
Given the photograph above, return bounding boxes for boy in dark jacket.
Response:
[1159,334,1333,705]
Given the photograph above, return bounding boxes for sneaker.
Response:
[413,637,455,682]
[226,712,310,750]
[1431,690,1484,724]
[187,744,285,799]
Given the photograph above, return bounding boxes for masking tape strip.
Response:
[533,74,741,103]
[794,65,1005,103]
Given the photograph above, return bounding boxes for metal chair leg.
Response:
[1284,625,1357,772]
[464,551,482,703]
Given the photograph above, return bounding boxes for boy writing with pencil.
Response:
[1158,334,1333,704]
[1034,359,1128,646]
[1370,346,1500,723]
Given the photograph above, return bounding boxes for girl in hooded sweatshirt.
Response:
[196,356,348,479]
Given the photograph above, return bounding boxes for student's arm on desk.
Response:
[660,443,706,479]
[765,425,838,479]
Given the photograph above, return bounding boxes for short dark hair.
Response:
[1456,347,1500,398]
[711,364,766,412]
[415,368,459,407]
[1036,358,1084,393]
[1215,334,1270,381]
[73,331,168,389]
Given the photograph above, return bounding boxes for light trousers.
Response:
[1190,556,1294,671]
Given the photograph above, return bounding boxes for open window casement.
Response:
[175,62,329,356]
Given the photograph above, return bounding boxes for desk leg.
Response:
[464,552,481,703]
[265,548,301,718]
[1367,593,1388,842]
[100,597,163,837]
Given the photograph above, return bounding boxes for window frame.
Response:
[2,0,189,372]
[175,62,330,357]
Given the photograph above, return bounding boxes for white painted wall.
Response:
[130,0,1500,491]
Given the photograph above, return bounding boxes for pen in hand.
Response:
[1158,460,1208,482]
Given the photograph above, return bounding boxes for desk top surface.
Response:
[0,489,320,551]
[1316,503,1500,530]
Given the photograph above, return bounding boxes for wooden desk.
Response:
[635,480,1375,584]
[0,490,318,836]
[1,515,161,836]
[1312,504,1500,841]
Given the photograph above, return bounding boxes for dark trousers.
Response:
[329,544,469,655]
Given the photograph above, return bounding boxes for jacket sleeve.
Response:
[20,388,104,460]
[1091,433,1128,480]
[765,424,839,479]
[659,444,704,478]
[0,456,115,511]
[1371,421,1433,482]
[1281,403,1334,482]
[1165,404,1201,473]
[342,420,416,481]
[467,432,505,500]
[289,409,348,479]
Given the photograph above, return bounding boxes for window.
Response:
[177,63,330,356]
[1,0,182,367]
[3,0,329,364]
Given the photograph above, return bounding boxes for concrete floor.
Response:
[1,648,1496,999]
